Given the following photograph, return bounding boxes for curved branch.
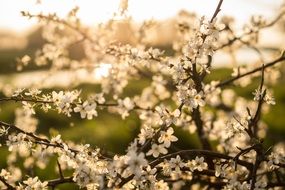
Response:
[47,176,74,188]
[149,149,253,169]
[216,54,285,88]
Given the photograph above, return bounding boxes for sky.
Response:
[0,0,283,32]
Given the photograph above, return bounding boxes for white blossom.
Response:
[169,155,184,172]
[147,143,168,158]
[0,169,11,180]
[52,91,79,116]
[153,180,169,190]
[138,125,155,145]
[12,88,25,97]
[158,127,178,148]
[186,156,208,172]
[74,100,97,119]
[23,177,48,190]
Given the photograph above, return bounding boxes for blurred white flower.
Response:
[25,88,42,97]
[125,151,148,177]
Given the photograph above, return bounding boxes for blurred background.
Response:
[0,0,285,189]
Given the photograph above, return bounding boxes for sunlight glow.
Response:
[0,0,282,31]
[93,63,112,79]
[0,64,113,90]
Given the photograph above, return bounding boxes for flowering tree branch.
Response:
[0,0,285,189]
[217,53,285,88]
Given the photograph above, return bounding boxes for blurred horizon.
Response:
[0,0,284,71]
[0,0,285,51]
[0,0,283,32]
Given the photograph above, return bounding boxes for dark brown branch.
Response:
[0,96,155,112]
[0,120,51,144]
[210,0,224,23]
[187,0,225,152]
[117,149,253,188]
[216,54,285,88]
[250,149,263,190]
[267,182,285,188]
[149,149,253,169]
[233,145,257,170]
[0,120,114,160]
[0,97,52,104]
[47,176,74,188]
[192,108,212,150]
[57,160,64,180]
[243,65,267,138]
[22,12,97,44]
[0,177,15,190]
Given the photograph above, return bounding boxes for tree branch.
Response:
[216,54,285,88]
